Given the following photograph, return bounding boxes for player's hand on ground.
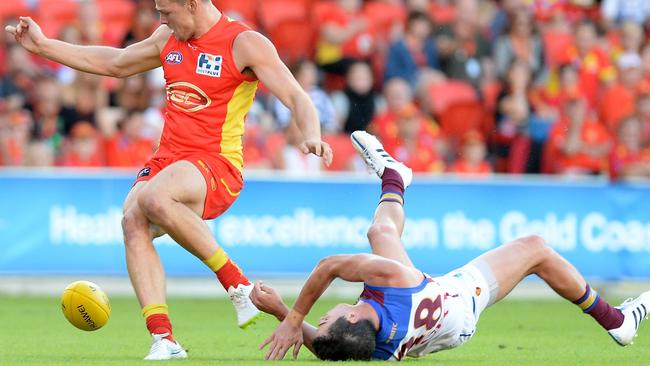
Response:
[5,17,46,54]
[259,318,303,360]
[251,281,288,321]
[299,139,333,167]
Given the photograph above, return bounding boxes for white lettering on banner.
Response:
[442,212,495,250]
[217,208,438,249]
[581,212,650,252]
[500,211,576,251]
[50,206,123,245]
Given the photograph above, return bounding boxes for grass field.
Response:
[1,295,649,365]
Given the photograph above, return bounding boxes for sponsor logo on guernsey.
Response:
[165,51,183,64]
[166,82,212,112]
[196,53,222,77]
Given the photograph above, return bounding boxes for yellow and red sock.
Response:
[142,304,175,342]
[573,284,624,330]
[203,247,250,290]
[380,168,405,205]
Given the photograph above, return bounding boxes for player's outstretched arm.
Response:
[233,31,333,166]
[260,254,420,360]
[5,17,167,77]
[250,281,318,355]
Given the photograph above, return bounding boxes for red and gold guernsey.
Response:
[159,15,258,171]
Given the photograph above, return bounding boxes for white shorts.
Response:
[436,259,499,348]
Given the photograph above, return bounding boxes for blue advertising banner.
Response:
[1,169,650,279]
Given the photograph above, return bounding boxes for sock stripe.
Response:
[380,193,404,205]
[582,293,600,313]
[142,303,169,318]
[575,285,599,312]
[203,247,229,272]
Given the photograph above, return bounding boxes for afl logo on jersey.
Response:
[165,51,183,64]
[166,82,211,112]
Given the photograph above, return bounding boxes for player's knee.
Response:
[121,209,148,243]
[137,190,168,224]
[521,235,552,258]
[366,223,398,243]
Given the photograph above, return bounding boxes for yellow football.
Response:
[61,281,111,331]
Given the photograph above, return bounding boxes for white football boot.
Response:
[144,333,188,361]
[608,291,650,346]
[228,283,260,329]
[351,130,413,188]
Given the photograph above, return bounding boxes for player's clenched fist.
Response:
[251,281,288,321]
[299,140,333,167]
[5,17,46,54]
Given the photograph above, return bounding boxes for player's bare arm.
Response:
[232,30,333,166]
[260,254,422,360]
[5,17,168,77]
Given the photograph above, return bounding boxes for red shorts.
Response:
[134,152,243,220]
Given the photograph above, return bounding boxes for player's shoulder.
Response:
[149,25,173,47]
[232,30,275,61]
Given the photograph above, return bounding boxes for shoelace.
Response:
[230,288,248,308]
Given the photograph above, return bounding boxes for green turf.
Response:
[1,295,648,365]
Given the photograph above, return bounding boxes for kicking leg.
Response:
[476,235,649,346]
[352,131,415,267]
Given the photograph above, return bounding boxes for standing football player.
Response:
[254,130,650,361]
[6,0,332,360]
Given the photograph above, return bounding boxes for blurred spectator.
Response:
[371,77,413,143]
[609,116,650,180]
[272,59,337,133]
[24,141,55,167]
[599,52,643,132]
[449,129,492,176]
[122,2,159,47]
[436,0,492,87]
[546,93,612,175]
[331,61,377,133]
[59,121,104,167]
[494,9,546,83]
[315,0,374,74]
[0,106,31,166]
[112,74,151,111]
[406,0,455,26]
[104,110,155,167]
[494,60,532,173]
[273,121,322,175]
[384,11,438,88]
[636,86,650,145]
[489,0,527,40]
[601,0,650,26]
[28,76,66,157]
[616,21,645,56]
[563,20,615,108]
[384,103,445,173]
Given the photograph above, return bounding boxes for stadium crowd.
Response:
[1,0,650,181]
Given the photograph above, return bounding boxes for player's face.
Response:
[316,303,354,336]
[155,0,195,41]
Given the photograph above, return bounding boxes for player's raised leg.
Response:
[122,182,188,360]
[351,130,415,267]
[137,160,259,329]
[474,235,650,346]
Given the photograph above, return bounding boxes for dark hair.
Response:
[312,317,376,361]
[406,11,433,33]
